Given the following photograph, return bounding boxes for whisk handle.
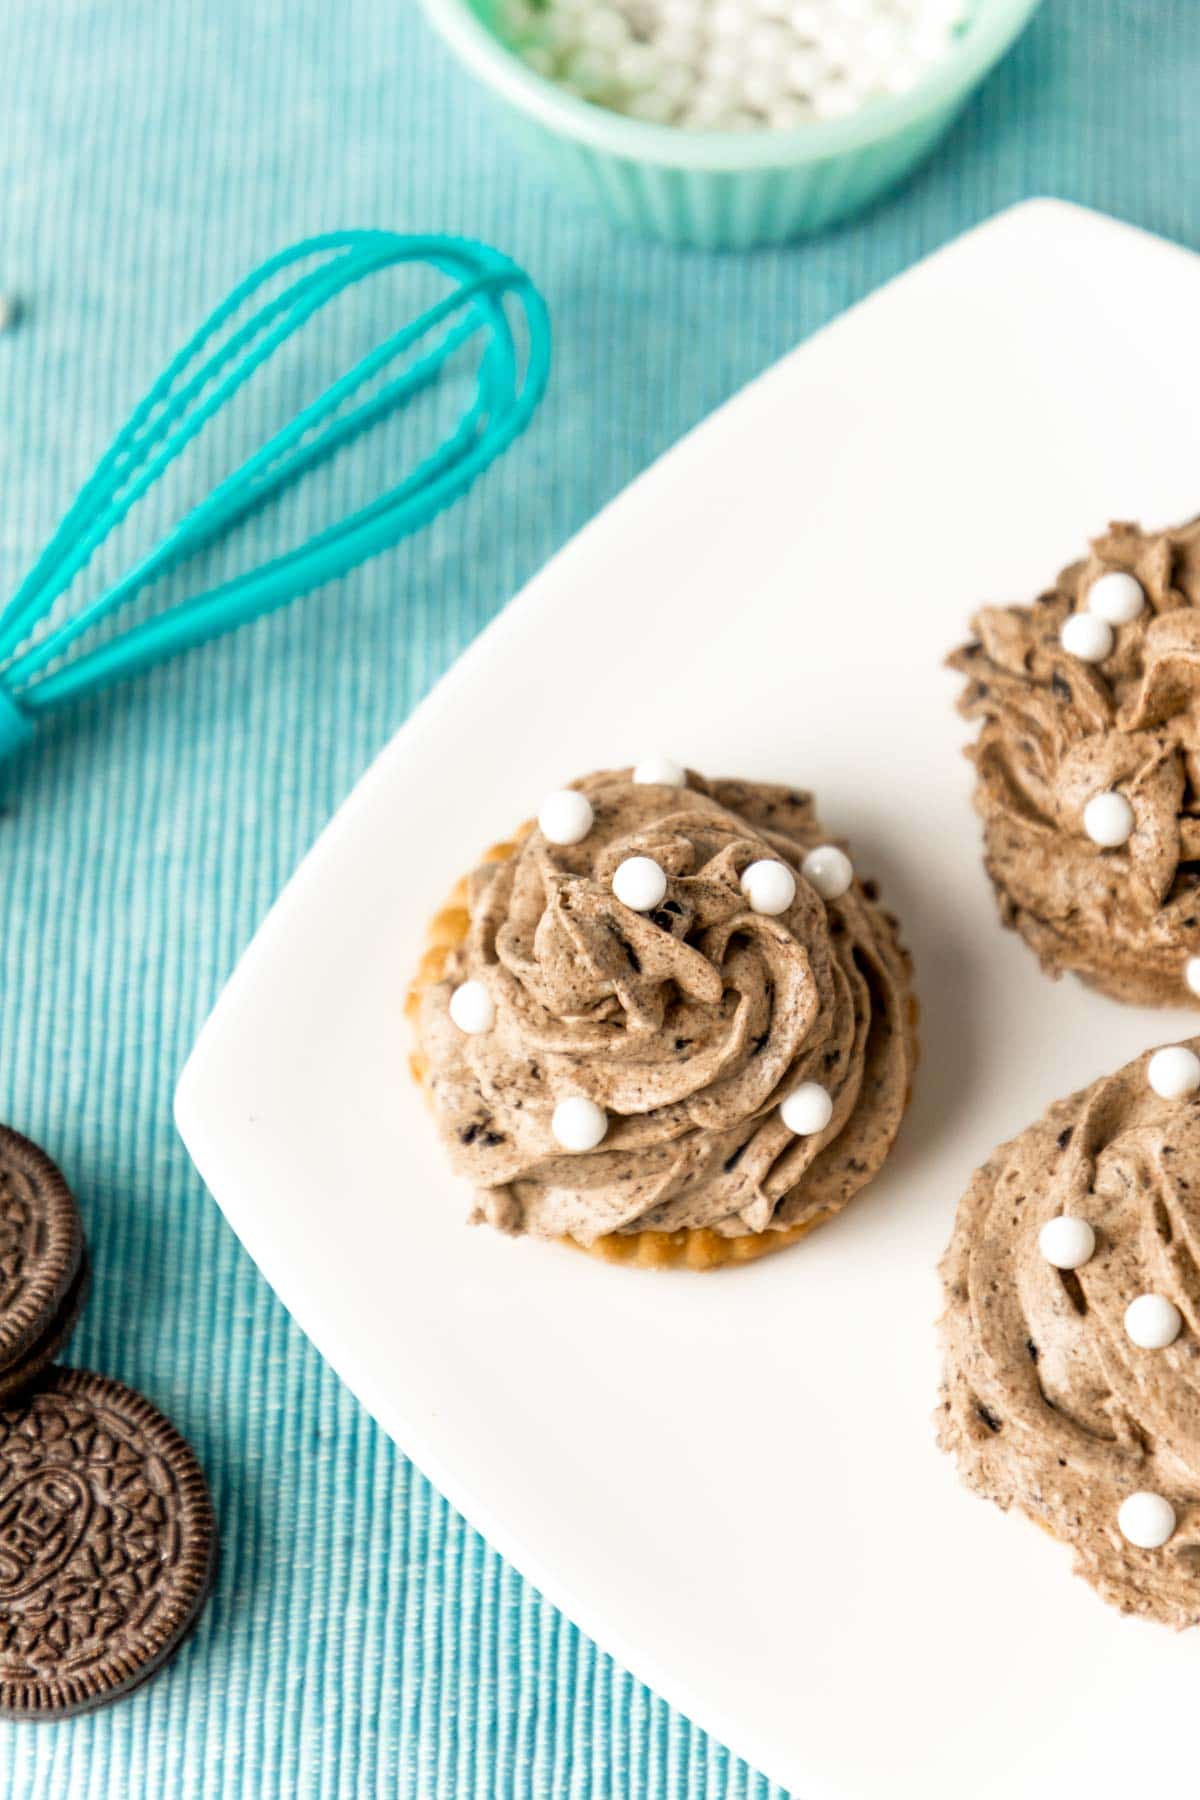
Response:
[0,688,33,760]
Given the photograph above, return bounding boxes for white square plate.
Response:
[176,201,1200,1799]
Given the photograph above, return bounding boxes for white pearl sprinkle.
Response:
[1083,791,1134,849]
[780,1082,833,1135]
[491,0,964,131]
[708,0,747,35]
[1124,1294,1183,1351]
[1060,612,1114,664]
[1088,569,1145,626]
[766,95,813,127]
[539,789,594,845]
[1148,1044,1200,1100]
[801,844,853,900]
[624,88,676,120]
[577,5,631,51]
[612,854,668,912]
[632,754,686,787]
[1038,1215,1095,1270]
[448,980,495,1034]
[744,22,787,64]
[551,1095,608,1152]
[1186,956,1200,998]
[740,65,787,109]
[1118,1491,1176,1550]
[740,859,797,916]
[521,42,558,74]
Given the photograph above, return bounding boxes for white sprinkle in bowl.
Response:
[419,0,1042,249]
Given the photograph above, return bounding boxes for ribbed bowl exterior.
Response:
[422,0,1042,250]
[500,104,962,248]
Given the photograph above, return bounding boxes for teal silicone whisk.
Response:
[0,230,550,762]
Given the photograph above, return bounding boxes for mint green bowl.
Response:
[419,0,1041,249]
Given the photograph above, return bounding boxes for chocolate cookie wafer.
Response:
[0,1127,85,1395]
[0,1251,90,1408]
[0,1368,216,1717]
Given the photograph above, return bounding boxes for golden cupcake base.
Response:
[407,826,915,1271]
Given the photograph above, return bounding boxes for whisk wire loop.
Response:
[0,230,549,744]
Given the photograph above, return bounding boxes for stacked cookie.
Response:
[0,1128,90,1405]
[0,1126,216,1717]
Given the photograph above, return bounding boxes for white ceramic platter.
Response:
[176,201,1200,1799]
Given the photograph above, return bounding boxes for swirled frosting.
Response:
[950,516,1200,1004]
[938,1042,1200,1628]
[416,771,916,1245]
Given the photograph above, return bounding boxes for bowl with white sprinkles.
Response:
[418,0,1041,247]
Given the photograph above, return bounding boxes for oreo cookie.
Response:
[0,1128,85,1399]
[0,1128,83,1362]
[0,1368,216,1717]
[0,1251,90,1408]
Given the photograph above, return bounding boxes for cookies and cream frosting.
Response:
[950,515,1200,1005]
[416,770,915,1245]
[938,1040,1200,1628]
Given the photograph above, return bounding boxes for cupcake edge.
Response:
[407,814,919,1272]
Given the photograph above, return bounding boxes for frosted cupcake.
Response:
[408,762,917,1269]
[938,1038,1200,1627]
[950,515,1200,1006]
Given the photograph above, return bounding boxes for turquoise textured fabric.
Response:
[0,2,1195,1794]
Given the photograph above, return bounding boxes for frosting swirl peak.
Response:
[938,1041,1200,1628]
[415,770,915,1247]
[950,515,1200,1005]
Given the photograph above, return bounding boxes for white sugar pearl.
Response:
[1083,791,1134,848]
[1060,612,1114,663]
[767,95,813,127]
[1088,570,1145,626]
[612,854,668,911]
[1148,1044,1200,1100]
[801,844,853,901]
[1185,956,1200,998]
[625,90,677,121]
[496,0,536,31]
[539,10,582,51]
[1118,1491,1176,1550]
[632,753,686,786]
[658,0,703,26]
[551,1095,608,1152]
[708,0,748,38]
[784,47,823,92]
[1038,1215,1095,1270]
[740,859,797,915]
[680,88,736,127]
[1124,1294,1183,1350]
[654,21,701,59]
[812,79,862,118]
[741,65,786,109]
[539,789,594,845]
[879,54,924,94]
[563,48,613,95]
[448,980,495,1034]
[612,39,661,84]
[859,17,901,60]
[787,0,821,33]
[780,1082,833,1135]
[577,6,631,51]
[703,43,743,84]
[657,64,696,105]
[744,23,786,63]
[521,42,558,75]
